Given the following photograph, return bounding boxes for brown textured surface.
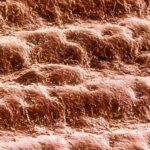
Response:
[0,0,150,149]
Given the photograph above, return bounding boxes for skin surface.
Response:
[0,0,150,149]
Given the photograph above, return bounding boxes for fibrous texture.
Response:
[0,0,150,150]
